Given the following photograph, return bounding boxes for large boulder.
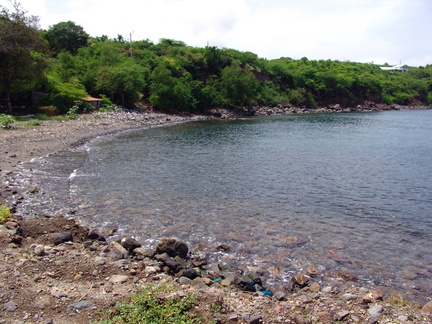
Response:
[120,237,141,252]
[156,237,188,258]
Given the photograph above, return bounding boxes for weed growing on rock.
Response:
[0,204,12,223]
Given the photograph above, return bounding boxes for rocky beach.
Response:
[1,109,432,323]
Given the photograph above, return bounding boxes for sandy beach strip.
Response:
[0,111,209,173]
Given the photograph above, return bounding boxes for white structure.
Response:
[380,64,409,73]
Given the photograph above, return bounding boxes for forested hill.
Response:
[1,4,431,114]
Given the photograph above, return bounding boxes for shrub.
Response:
[67,101,80,119]
[98,95,117,112]
[99,283,204,324]
[0,114,16,129]
[0,204,12,224]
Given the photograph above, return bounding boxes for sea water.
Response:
[19,110,432,300]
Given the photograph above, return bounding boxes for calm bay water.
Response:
[20,110,432,300]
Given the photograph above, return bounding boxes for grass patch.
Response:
[98,283,207,324]
[0,204,12,224]
[34,113,68,121]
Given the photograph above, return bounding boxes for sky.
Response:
[6,0,432,66]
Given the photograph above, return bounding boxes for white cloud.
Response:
[10,0,432,66]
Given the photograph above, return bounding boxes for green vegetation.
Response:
[1,2,431,116]
[99,284,205,324]
[0,204,12,224]
[0,114,16,129]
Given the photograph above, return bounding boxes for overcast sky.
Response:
[8,0,432,66]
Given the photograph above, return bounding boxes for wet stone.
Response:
[120,237,141,252]
[291,273,310,287]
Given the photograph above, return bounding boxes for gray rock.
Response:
[341,293,357,301]
[109,241,128,259]
[179,276,192,285]
[367,304,384,322]
[144,266,160,275]
[273,291,286,301]
[3,300,17,312]
[216,243,231,252]
[335,311,350,321]
[94,256,106,266]
[51,232,73,245]
[50,287,68,298]
[87,228,105,241]
[34,245,45,256]
[291,273,310,287]
[322,286,332,293]
[191,277,208,290]
[133,247,152,257]
[245,315,262,324]
[234,275,255,292]
[109,275,129,284]
[181,268,199,280]
[422,300,432,315]
[67,300,93,312]
[156,237,188,258]
[368,304,384,316]
[155,253,179,271]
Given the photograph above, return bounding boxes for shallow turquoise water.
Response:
[21,110,432,299]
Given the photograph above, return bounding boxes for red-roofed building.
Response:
[83,96,103,109]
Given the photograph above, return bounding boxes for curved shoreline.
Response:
[1,109,432,323]
[0,111,211,172]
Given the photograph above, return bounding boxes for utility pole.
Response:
[129,32,133,57]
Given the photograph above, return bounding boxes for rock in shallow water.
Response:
[156,237,188,258]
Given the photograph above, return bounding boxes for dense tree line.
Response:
[1,2,431,115]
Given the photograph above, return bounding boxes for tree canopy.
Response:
[1,2,431,115]
[45,21,89,55]
[0,0,47,113]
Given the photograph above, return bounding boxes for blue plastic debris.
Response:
[213,278,222,282]
[259,290,272,296]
